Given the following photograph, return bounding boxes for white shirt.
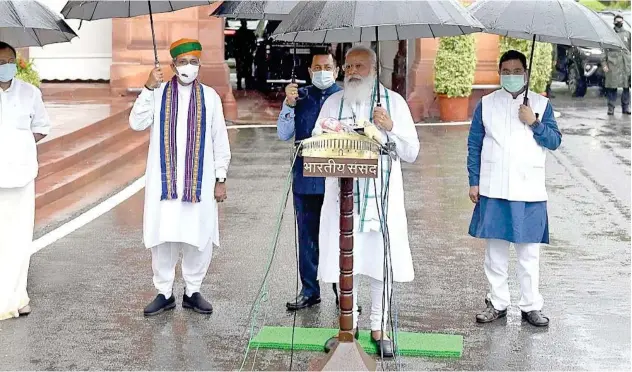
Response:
[0,79,51,188]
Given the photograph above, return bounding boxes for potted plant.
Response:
[498,37,553,95]
[433,34,477,122]
[16,54,41,87]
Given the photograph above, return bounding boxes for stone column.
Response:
[406,38,439,122]
[110,3,236,120]
[197,4,237,120]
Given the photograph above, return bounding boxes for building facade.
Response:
[29,1,502,122]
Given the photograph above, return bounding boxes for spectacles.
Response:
[0,59,16,65]
[174,59,200,67]
[343,63,368,72]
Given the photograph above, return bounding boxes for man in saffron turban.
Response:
[129,38,231,316]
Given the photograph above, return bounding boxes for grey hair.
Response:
[345,44,377,69]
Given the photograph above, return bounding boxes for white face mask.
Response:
[311,70,336,90]
[0,63,17,83]
[176,64,199,84]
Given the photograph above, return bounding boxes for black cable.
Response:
[241,144,301,370]
[371,154,389,369]
[289,143,301,370]
[373,151,399,370]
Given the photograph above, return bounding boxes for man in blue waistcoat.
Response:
[277,50,341,311]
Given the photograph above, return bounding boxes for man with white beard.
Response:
[314,45,420,358]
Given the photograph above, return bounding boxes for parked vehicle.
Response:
[552,10,630,97]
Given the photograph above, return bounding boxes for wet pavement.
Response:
[0,86,630,371]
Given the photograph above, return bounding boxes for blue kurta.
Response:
[467,99,562,244]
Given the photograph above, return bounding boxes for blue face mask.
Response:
[0,63,17,83]
[500,74,525,93]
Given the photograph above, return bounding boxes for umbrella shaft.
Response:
[148,1,159,66]
[375,26,381,107]
[524,34,536,105]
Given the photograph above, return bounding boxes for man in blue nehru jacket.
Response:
[277,50,340,311]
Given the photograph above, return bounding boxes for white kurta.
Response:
[0,182,35,320]
[129,83,231,250]
[0,78,50,321]
[315,87,420,283]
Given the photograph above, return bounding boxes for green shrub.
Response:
[579,0,608,11]
[16,55,41,87]
[499,37,553,93]
[433,34,477,98]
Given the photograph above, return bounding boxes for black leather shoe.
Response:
[623,110,631,115]
[144,294,176,316]
[183,292,213,314]
[286,294,321,311]
[522,310,549,327]
[324,329,359,353]
[476,298,507,323]
[371,335,395,358]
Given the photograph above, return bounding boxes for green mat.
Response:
[249,326,463,358]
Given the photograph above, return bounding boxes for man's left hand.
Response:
[215,183,227,203]
[373,106,393,131]
[519,104,537,126]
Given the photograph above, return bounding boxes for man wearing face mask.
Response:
[601,14,631,116]
[315,45,420,357]
[0,41,51,321]
[277,50,341,311]
[129,38,231,316]
[467,50,562,327]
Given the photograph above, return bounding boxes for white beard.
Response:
[343,75,375,104]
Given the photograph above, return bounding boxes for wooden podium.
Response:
[301,132,380,371]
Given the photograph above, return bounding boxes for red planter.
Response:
[438,95,470,122]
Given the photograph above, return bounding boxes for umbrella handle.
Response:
[148,1,159,67]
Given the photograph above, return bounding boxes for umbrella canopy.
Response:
[61,1,214,66]
[211,0,298,21]
[0,0,77,48]
[61,1,214,20]
[271,0,484,43]
[468,0,627,50]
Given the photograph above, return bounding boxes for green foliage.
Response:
[433,34,477,98]
[580,0,630,11]
[498,37,553,93]
[16,54,41,87]
[579,0,608,11]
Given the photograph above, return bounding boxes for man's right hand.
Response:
[285,83,299,106]
[145,67,164,89]
[603,63,609,73]
[469,186,480,204]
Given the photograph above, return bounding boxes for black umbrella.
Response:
[61,1,214,66]
[271,0,484,105]
[469,0,628,105]
[211,0,298,20]
[0,0,77,48]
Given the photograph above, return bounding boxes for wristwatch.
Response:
[216,178,226,183]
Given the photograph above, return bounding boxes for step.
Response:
[37,107,132,155]
[35,149,147,235]
[35,131,149,209]
[37,121,132,179]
